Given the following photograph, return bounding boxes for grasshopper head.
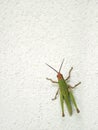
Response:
[57,73,63,80]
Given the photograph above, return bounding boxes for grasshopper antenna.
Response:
[45,63,58,73]
[59,58,65,73]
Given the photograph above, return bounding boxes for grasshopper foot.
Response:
[52,97,57,100]
[62,113,65,117]
[77,108,80,113]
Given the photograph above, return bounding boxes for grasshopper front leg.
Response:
[65,67,73,81]
[46,78,58,83]
[46,78,59,100]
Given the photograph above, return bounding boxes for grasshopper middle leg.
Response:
[52,88,59,100]
[68,82,81,89]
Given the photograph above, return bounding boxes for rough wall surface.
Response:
[0,0,98,130]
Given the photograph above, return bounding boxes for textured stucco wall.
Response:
[0,0,98,130]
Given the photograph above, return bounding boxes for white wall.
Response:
[0,0,98,130]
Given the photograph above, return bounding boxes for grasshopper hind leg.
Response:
[69,90,80,113]
[60,92,65,117]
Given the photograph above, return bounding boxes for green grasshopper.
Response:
[46,59,81,117]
